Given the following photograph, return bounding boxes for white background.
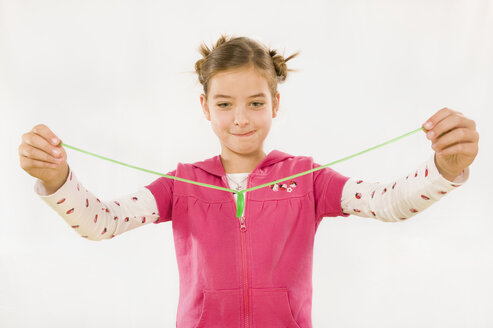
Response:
[1,0,492,327]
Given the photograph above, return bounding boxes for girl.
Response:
[20,34,479,328]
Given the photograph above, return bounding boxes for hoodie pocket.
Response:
[251,287,301,328]
[194,288,242,328]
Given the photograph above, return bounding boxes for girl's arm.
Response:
[340,153,469,222]
[35,164,160,240]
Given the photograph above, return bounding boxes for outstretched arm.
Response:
[35,164,161,240]
[340,153,469,222]
[340,107,478,222]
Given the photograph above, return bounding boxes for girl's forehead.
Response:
[214,69,263,81]
[210,70,270,96]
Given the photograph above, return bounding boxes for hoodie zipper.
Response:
[223,175,250,328]
[240,183,249,328]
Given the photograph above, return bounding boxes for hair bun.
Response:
[195,35,235,84]
[269,49,288,82]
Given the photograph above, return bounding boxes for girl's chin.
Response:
[226,143,259,153]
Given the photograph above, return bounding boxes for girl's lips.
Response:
[233,130,255,137]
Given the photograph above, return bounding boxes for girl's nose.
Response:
[233,107,250,125]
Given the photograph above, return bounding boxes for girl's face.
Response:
[200,65,280,160]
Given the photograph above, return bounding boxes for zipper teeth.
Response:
[243,176,250,328]
[242,232,248,328]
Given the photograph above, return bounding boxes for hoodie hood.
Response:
[191,149,295,178]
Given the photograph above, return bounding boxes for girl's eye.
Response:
[217,102,264,108]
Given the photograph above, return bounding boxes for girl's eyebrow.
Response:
[213,92,266,99]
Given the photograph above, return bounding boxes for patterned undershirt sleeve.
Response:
[35,152,470,237]
[34,164,160,240]
[340,153,470,222]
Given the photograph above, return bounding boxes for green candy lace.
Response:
[61,127,424,219]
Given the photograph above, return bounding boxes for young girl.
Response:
[20,34,479,328]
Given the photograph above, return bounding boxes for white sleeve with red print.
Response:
[340,153,470,222]
[34,164,160,240]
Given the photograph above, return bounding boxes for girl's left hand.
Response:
[422,107,479,181]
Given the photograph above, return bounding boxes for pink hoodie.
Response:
[145,149,350,328]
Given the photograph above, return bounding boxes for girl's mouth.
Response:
[233,131,255,137]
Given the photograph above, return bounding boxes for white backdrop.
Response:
[1,0,492,327]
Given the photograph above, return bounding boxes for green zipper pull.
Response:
[236,190,245,218]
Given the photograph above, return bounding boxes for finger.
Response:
[18,143,63,165]
[427,113,471,142]
[422,107,457,131]
[431,127,478,153]
[19,155,59,170]
[438,141,478,157]
[31,123,62,146]
[22,132,63,158]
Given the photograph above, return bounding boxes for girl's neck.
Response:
[220,149,267,174]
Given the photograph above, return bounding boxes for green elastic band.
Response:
[60,126,424,219]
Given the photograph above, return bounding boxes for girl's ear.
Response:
[200,94,211,121]
[272,92,280,118]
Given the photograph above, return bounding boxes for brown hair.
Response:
[194,34,300,104]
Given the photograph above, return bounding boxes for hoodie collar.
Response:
[191,149,295,177]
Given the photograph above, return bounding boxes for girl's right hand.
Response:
[19,123,69,192]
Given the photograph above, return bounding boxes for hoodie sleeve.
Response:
[144,169,176,224]
[339,153,469,222]
[35,164,161,240]
[313,161,352,225]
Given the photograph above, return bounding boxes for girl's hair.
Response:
[194,34,300,103]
